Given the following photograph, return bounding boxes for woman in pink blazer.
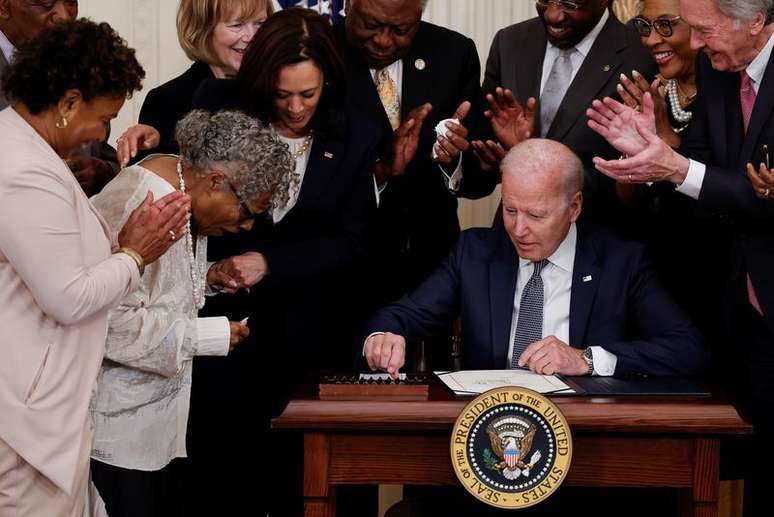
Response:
[0,20,189,517]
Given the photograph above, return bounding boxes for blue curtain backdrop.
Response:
[276,0,347,24]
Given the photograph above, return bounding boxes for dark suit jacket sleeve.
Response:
[699,164,774,222]
[599,248,708,377]
[261,133,379,284]
[457,37,498,200]
[364,231,465,343]
[689,87,774,222]
[482,29,503,96]
[680,69,774,222]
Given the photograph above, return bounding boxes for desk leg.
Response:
[304,433,336,517]
[680,438,720,517]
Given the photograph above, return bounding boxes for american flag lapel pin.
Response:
[324,152,334,159]
[582,275,593,282]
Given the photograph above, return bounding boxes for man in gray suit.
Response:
[478,0,656,227]
[0,0,118,196]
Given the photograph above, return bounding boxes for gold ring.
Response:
[169,230,176,241]
[765,188,771,198]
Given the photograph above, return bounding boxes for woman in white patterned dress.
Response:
[88,109,293,517]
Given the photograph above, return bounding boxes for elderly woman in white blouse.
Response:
[88,109,294,517]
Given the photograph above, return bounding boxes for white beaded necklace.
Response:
[177,159,205,310]
[666,78,694,131]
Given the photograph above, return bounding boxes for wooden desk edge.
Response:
[272,399,752,435]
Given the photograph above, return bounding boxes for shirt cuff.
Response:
[439,154,464,193]
[589,346,617,376]
[195,316,230,357]
[674,159,705,200]
[372,176,382,207]
[362,331,385,355]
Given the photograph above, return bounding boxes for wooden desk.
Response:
[272,381,751,517]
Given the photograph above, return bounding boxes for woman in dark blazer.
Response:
[135,0,272,158]
[183,9,383,516]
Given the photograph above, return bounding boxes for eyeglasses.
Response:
[632,15,682,38]
[224,181,255,219]
[535,0,583,12]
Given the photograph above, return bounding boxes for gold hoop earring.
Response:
[55,116,68,129]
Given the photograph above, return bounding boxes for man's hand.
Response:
[375,103,432,185]
[484,88,536,150]
[587,93,657,157]
[471,139,508,172]
[67,155,116,196]
[432,101,472,169]
[364,332,406,380]
[747,162,774,200]
[209,252,269,289]
[517,336,588,376]
[591,120,690,185]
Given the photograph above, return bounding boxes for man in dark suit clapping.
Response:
[337,0,496,329]
[588,1,774,511]
[479,0,656,228]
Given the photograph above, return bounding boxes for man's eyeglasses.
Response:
[535,0,583,12]
[632,16,682,38]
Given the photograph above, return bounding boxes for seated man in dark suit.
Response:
[364,138,708,378]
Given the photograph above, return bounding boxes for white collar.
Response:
[745,30,774,87]
[546,8,609,59]
[518,223,577,274]
[0,28,15,64]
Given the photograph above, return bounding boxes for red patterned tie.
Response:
[741,70,763,314]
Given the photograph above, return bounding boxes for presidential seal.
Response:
[450,387,572,509]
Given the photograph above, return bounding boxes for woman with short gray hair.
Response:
[88,109,293,517]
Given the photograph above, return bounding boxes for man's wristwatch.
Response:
[582,347,594,376]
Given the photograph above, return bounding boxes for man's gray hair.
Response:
[500,139,584,202]
[175,110,294,210]
[716,0,774,24]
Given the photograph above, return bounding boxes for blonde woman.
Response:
[128,0,274,161]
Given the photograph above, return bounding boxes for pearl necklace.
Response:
[666,78,694,131]
[176,160,205,310]
[286,131,314,161]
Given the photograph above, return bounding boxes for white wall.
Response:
[78,0,191,149]
[78,0,536,227]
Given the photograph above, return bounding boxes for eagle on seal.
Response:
[486,416,542,480]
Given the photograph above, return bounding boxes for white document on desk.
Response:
[435,369,575,395]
